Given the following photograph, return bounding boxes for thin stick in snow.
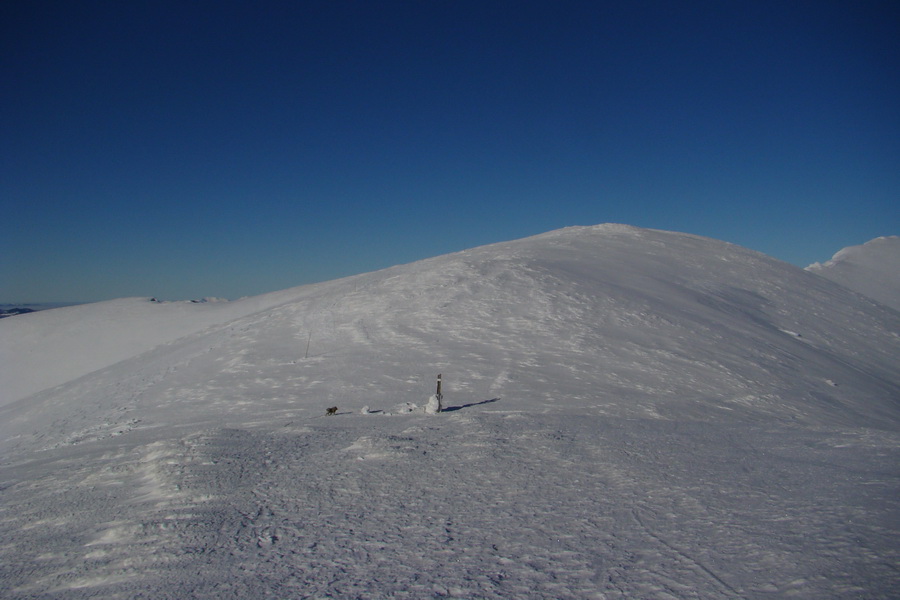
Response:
[436,373,443,412]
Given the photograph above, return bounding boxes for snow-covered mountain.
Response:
[807,236,900,311]
[1,224,898,599]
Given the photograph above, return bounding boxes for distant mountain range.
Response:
[0,302,81,319]
[0,306,36,318]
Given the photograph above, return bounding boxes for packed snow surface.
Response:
[807,235,900,311]
[1,224,898,599]
[0,292,314,406]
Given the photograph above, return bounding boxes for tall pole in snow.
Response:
[435,373,443,412]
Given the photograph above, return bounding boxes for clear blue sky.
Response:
[3,1,898,302]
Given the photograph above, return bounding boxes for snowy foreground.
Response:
[1,224,898,599]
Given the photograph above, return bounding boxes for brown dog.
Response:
[325,406,338,416]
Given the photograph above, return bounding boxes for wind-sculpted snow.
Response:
[807,235,900,311]
[1,224,899,598]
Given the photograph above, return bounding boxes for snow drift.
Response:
[1,224,898,599]
[807,235,900,311]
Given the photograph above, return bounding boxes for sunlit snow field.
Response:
[2,225,898,599]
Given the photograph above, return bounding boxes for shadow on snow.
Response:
[442,397,501,412]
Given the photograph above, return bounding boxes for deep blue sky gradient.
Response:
[3,1,898,302]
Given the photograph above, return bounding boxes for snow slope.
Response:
[0,291,328,406]
[1,224,898,599]
[807,236,900,311]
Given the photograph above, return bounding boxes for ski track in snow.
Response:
[2,225,899,599]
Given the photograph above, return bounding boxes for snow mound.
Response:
[425,394,442,414]
[807,236,900,310]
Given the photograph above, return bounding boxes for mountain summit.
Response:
[4,224,898,430]
[1,224,898,598]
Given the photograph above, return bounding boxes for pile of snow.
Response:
[425,394,442,414]
[1,224,898,598]
[807,236,900,311]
